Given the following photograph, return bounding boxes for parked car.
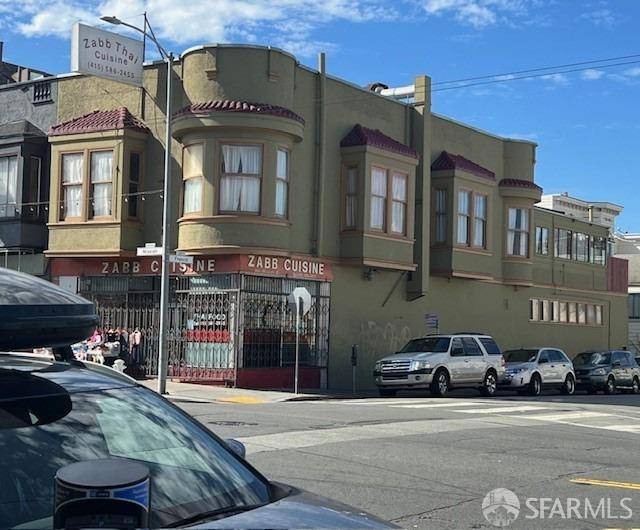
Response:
[373,333,505,397]
[500,348,576,396]
[573,350,640,394]
[0,267,395,529]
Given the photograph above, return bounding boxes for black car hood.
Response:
[192,487,396,529]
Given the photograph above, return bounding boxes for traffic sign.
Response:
[137,246,163,257]
[169,254,194,265]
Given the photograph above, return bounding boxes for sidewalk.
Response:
[139,378,370,404]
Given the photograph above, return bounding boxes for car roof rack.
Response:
[450,332,488,336]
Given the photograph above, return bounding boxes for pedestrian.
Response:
[131,327,142,365]
[118,326,129,361]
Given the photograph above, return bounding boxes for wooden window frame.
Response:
[369,165,388,232]
[59,151,85,222]
[434,188,447,244]
[506,207,530,258]
[343,165,358,231]
[127,151,143,220]
[275,147,289,218]
[88,148,115,220]
[456,189,472,246]
[472,193,487,249]
[535,226,549,256]
[391,171,408,236]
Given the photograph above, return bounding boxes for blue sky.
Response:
[1,0,639,230]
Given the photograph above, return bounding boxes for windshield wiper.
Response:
[167,503,267,528]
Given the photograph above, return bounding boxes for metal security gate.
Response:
[168,289,239,383]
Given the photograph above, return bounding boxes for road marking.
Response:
[238,418,506,455]
[514,411,611,422]
[570,478,640,491]
[390,402,485,409]
[458,405,550,414]
[597,424,640,433]
[217,395,269,404]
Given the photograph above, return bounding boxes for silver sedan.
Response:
[499,348,576,396]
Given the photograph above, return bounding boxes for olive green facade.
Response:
[46,44,627,390]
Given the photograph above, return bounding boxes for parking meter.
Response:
[351,344,358,367]
[54,459,150,529]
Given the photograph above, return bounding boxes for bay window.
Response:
[275,148,289,217]
[220,144,261,213]
[391,172,407,235]
[0,155,18,218]
[370,167,387,230]
[344,166,358,229]
[457,190,471,245]
[61,153,83,219]
[90,151,113,218]
[128,153,141,218]
[182,144,203,215]
[473,194,487,248]
[507,207,529,257]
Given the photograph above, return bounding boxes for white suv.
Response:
[373,334,506,397]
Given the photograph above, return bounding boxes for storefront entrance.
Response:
[59,255,332,389]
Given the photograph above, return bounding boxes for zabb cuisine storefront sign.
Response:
[71,23,144,87]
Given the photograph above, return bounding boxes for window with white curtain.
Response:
[391,172,407,234]
[370,167,387,230]
[457,190,471,245]
[507,207,529,257]
[61,153,83,219]
[182,144,203,215]
[473,194,487,248]
[434,189,447,243]
[344,166,358,229]
[276,149,288,217]
[90,151,113,218]
[0,155,18,218]
[220,144,261,213]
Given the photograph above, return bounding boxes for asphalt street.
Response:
[177,390,640,529]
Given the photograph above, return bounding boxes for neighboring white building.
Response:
[537,192,623,232]
[614,233,640,352]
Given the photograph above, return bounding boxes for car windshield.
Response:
[0,386,270,529]
[398,337,451,354]
[573,352,611,366]
[503,349,538,363]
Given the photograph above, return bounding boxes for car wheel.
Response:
[561,374,575,395]
[632,377,640,395]
[528,374,542,396]
[378,388,397,398]
[604,376,616,395]
[430,369,449,397]
[480,370,497,397]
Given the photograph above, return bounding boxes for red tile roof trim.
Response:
[340,124,418,159]
[499,178,543,192]
[50,107,148,136]
[174,100,305,125]
[431,151,495,180]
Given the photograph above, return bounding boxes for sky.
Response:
[1,0,639,231]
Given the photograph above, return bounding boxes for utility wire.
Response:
[432,53,640,86]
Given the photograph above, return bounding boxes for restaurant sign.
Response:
[71,23,144,87]
[51,254,333,282]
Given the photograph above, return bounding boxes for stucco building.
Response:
[40,44,627,390]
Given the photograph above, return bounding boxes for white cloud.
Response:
[3,0,399,58]
[581,68,605,80]
[624,66,640,77]
[580,8,616,28]
[540,73,569,86]
[423,0,541,28]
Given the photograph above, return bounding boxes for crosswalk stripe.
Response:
[516,411,611,421]
[389,402,485,409]
[458,405,550,414]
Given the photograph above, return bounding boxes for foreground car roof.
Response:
[0,355,136,398]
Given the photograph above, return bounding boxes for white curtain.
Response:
[277,149,288,179]
[220,176,260,213]
[276,149,288,216]
[184,144,203,177]
[62,153,83,218]
[370,167,386,230]
[0,156,18,217]
[391,174,406,233]
[345,167,357,228]
[183,178,202,214]
[473,195,486,247]
[91,152,113,217]
[222,145,261,174]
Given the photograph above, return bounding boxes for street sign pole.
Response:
[157,52,173,395]
[294,300,300,395]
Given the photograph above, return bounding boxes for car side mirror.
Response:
[613,361,621,368]
[225,438,246,459]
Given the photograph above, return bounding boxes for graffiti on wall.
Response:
[358,320,413,364]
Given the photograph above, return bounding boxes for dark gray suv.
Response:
[573,351,640,394]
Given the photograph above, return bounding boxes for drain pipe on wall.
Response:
[312,52,327,256]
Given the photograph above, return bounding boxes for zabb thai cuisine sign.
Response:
[71,23,144,87]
